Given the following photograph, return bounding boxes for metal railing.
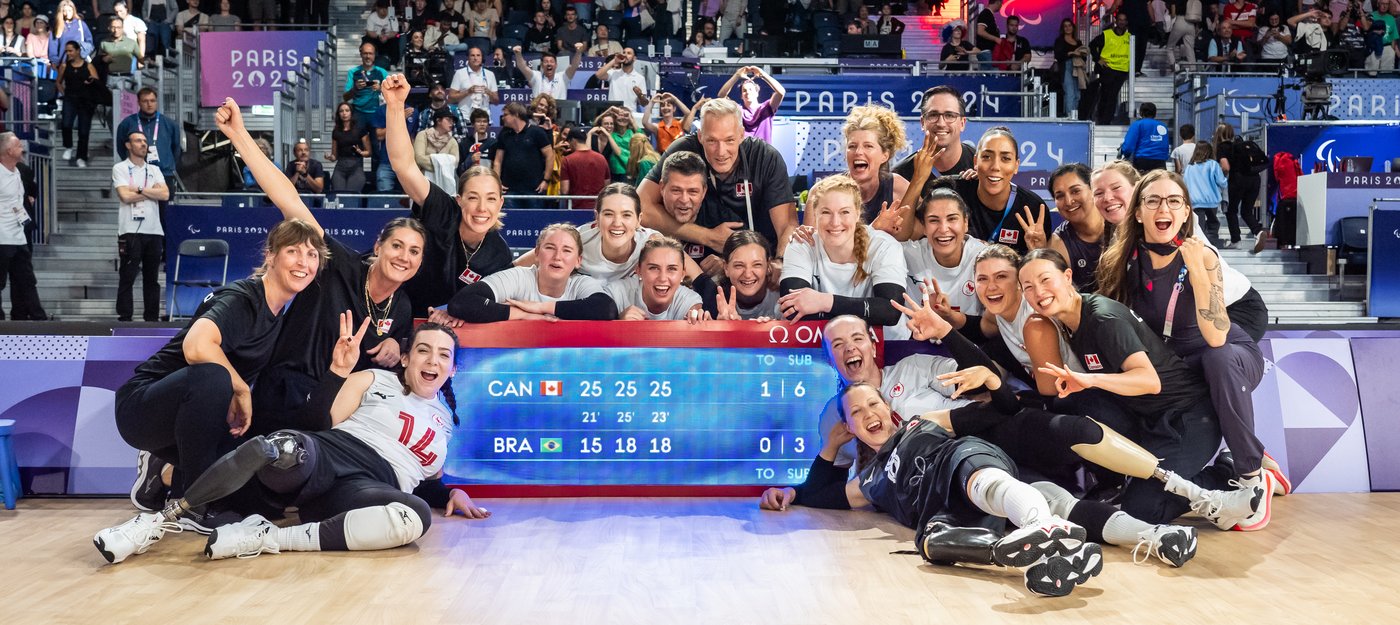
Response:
[271,32,338,168]
[174,191,599,211]
[0,60,57,243]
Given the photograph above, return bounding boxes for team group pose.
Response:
[92,76,1290,599]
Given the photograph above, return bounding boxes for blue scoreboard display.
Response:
[442,321,843,487]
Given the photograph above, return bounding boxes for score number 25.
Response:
[578,380,672,398]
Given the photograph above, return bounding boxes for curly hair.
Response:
[842,104,908,171]
[808,174,871,285]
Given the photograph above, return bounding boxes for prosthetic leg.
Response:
[158,431,309,523]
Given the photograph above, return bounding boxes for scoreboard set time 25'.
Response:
[441,321,848,487]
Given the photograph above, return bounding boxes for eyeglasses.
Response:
[1142,194,1187,211]
[922,111,963,123]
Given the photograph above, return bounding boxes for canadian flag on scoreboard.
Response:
[540,380,563,396]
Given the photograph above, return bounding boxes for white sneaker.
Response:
[1232,473,1275,532]
[1188,477,1265,530]
[1132,524,1198,568]
[204,514,280,560]
[76,159,87,168]
[62,148,72,160]
[94,512,182,564]
[991,516,1087,568]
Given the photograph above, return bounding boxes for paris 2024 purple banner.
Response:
[198,31,329,107]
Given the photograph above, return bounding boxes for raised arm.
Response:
[758,67,785,109]
[565,41,585,79]
[512,45,534,82]
[214,98,321,235]
[382,74,433,205]
[640,95,659,134]
[716,65,746,99]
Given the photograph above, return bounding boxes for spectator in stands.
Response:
[595,46,649,112]
[554,5,589,53]
[602,105,638,182]
[327,102,371,196]
[1370,0,1398,74]
[1120,0,1158,75]
[1222,0,1259,55]
[639,98,796,261]
[449,46,499,115]
[344,42,388,125]
[876,4,904,35]
[0,132,45,320]
[893,85,975,216]
[1119,102,1171,174]
[514,42,583,100]
[240,137,274,191]
[627,133,660,182]
[113,129,169,322]
[1184,141,1226,246]
[682,30,704,57]
[1203,19,1249,65]
[0,16,24,55]
[370,103,399,193]
[1289,8,1330,55]
[1091,11,1132,125]
[973,0,1002,68]
[700,17,717,44]
[589,108,618,163]
[1256,11,1292,61]
[207,0,240,33]
[940,24,977,70]
[247,0,278,30]
[116,88,181,188]
[717,66,784,143]
[1332,7,1370,69]
[174,0,209,38]
[412,83,468,141]
[57,40,98,167]
[465,108,493,168]
[493,101,554,205]
[718,0,747,41]
[465,0,498,39]
[434,2,467,45]
[101,16,142,78]
[589,23,623,57]
[1004,15,1032,66]
[525,8,554,52]
[284,140,325,195]
[1055,18,1088,118]
[1166,0,1201,67]
[112,2,145,62]
[1214,123,1265,249]
[561,127,609,209]
[53,0,93,61]
[1171,123,1196,173]
[15,3,34,36]
[364,0,400,67]
[537,0,558,29]
[24,14,48,68]
[405,0,436,33]
[641,92,690,152]
[415,108,462,192]
[850,5,876,35]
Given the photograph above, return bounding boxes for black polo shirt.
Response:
[404,185,514,310]
[645,134,793,246]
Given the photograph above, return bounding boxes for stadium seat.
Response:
[654,37,686,57]
[504,23,529,42]
[169,239,230,319]
[812,11,840,32]
[596,10,624,34]
[625,37,652,54]
[462,37,493,55]
[0,419,19,509]
[1338,216,1369,273]
[505,9,531,26]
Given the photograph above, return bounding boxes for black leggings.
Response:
[115,363,237,494]
[949,404,1104,489]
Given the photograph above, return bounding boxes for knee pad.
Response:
[265,430,310,470]
[1048,413,1105,447]
[342,502,428,551]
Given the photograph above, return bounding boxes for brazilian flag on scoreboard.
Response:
[540,438,563,453]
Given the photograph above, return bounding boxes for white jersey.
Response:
[527,66,570,100]
[781,225,907,297]
[994,298,1085,376]
[334,370,453,492]
[901,236,987,316]
[578,223,658,281]
[819,355,972,466]
[481,266,607,303]
[604,276,702,319]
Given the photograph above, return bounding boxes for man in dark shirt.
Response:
[974,0,1003,68]
[525,9,555,52]
[492,102,555,208]
[638,98,795,260]
[1006,15,1032,65]
[554,6,591,53]
[893,85,976,211]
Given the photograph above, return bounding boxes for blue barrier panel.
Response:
[1369,208,1400,317]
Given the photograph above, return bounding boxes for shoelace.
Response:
[1131,533,1162,565]
[235,525,280,559]
[125,516,183,552]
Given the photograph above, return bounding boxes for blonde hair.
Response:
[1095,169,1195,302]
[808,174,871,285]
[625,133,660,180]
[457,165,507,230]
[842,105,907,171]
[535,222,583,251]
[254,219,330,278]
[1091,159,1141,187]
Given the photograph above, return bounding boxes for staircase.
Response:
[1217,247,1374,325]
[901,11,960,65]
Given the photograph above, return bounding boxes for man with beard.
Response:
[593,46,649,112]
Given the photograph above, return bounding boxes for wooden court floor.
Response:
[2,494,1399,624]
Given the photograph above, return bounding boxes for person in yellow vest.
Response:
[1090,11,1132,125]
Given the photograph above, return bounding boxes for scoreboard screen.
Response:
[442,321,845,487]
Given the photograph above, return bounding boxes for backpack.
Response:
[1238,137,1270,175]
[1273,151,1302,200]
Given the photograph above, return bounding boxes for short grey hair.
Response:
[700,98,743,126]
[0,132,16,152]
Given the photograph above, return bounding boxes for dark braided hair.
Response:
[402,322,461,425]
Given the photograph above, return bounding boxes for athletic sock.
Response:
[275,523,322,552]
[966,467,1049,528]
[1100,511,1154,546]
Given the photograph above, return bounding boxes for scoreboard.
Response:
[442,321,850,487]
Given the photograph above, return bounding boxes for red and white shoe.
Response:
[1262,452,1292,496]
[1233,472,1275,532]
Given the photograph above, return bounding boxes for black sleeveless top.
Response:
[1053,220,1103,292]
[861,172,895,224]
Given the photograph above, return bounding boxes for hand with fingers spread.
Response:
[759,487,797,511]
[936,365,1002,399]
[910,133,946,182]
[869,201,907,238]
[890,282,953,342]
[1037,362,1095,398]
[788,224,816,248]
[1016,204,1049,250]
[778,288,833,322]
[446,489,491,519]
[331,311,372,378]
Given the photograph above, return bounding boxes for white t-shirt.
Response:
[1170,141,1196,173]
[528,64,570,100]
[901,236,987,317]
[993,297,1084,376]
[780,225,906,298]
[604,276,703,320]
[0,165,27,245]
[818,355,971,466]
[450,65,498,115]
[334,370,453,492]
[481,266,607,303]
[122,15,148,40]
[578,222,658,282]
[365,11,398,38]
[604,67,648,111]
[112,159,166,236]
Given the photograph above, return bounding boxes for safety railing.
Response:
[270,30,339,169]
[174,191,599,211]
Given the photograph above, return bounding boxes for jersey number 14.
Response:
[396,411,439,466]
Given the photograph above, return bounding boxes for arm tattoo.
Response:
[1197,263,1229,331]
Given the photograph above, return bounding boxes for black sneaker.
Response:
[1023,543,1104,598]
[176,506,244,536]
[130,450,169,512]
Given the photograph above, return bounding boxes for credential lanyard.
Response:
[1161,265,1189,340]
[989,183,1018,237]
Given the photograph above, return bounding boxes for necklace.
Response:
[363,278,395,337]
[460,235,481,269]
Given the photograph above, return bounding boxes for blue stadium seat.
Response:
[596,10,624,34]
[462,37,493,55]
[504,23,529,42]
[812,11,840,32]
[624,37,652,54]
[168,239,229,319]
[505,9,531,26]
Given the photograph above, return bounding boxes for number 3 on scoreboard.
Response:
[395,411,439,466]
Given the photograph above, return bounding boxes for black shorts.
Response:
[296,430,400,507]
[918,436,1019,533]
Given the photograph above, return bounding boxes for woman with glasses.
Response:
[1093,170,1282,531]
